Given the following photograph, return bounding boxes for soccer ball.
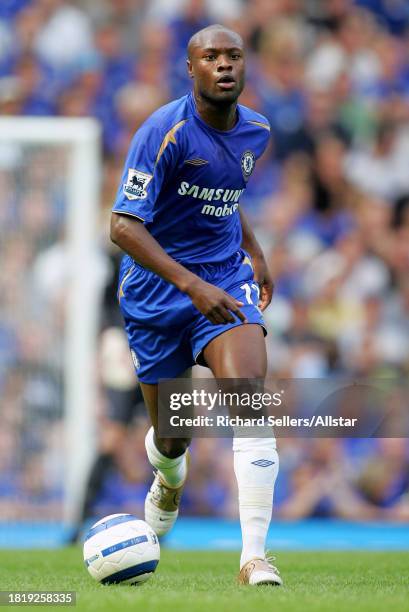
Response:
[83,513,160,585]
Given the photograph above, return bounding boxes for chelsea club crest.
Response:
[241,150,255,180]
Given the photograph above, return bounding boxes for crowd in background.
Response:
[0,0,408,523]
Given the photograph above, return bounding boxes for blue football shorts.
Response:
[118,248,266,384]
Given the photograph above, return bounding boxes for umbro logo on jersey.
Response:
[251,459,275,467]
[123,168,153,200]
[184,158,209,166]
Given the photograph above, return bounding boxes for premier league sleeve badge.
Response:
[123,169,153,200]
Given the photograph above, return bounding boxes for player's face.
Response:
[187,32,245,105]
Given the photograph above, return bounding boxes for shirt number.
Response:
[240,282,260,306]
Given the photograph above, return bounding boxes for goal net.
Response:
[0,117,102,542]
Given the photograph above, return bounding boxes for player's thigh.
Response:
[203,323,267,378]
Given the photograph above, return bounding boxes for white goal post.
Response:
[0,117,102,525]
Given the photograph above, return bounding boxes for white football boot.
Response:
[144,451,189,537]
[238,556,283,586]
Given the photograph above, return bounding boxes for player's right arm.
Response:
[111,212,246,325]
[110,120,246,325]
[111,214,246,325]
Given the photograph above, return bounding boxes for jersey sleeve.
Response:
[245,111,271,160]
[112,122,181,223]
[257,118,271,159]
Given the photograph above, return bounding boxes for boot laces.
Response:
[265,554,280,575]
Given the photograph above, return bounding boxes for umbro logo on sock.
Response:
[251,459,275,467]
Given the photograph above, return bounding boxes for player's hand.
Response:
[252,255,274,311]
[186,279,248,325]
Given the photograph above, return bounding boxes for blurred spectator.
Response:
[112,82,165,154]
[355,439,409,512]
[34,0,93,71]
[345,120,409,199]
[256,18,306,159]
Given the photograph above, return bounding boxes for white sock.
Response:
[233,436,279,568]
[145,427,187,488]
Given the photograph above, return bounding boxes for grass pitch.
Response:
[0,549,408,612]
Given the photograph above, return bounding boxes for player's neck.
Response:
[194,93,238,131]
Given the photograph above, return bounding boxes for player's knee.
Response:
[156,436,191,458]
[228,363,266,378]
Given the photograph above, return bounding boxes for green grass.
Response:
[0,549,408,611]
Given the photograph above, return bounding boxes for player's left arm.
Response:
[239,207,274,311]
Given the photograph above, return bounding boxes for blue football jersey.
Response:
[112,91,270,264]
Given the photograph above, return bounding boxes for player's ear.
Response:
[186,59,194,79]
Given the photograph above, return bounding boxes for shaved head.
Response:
[187,24,243,60]
[186,23,245,116]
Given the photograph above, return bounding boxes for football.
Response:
[83,514,160,585]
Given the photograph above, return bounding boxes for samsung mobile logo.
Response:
[178,181,244,203]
